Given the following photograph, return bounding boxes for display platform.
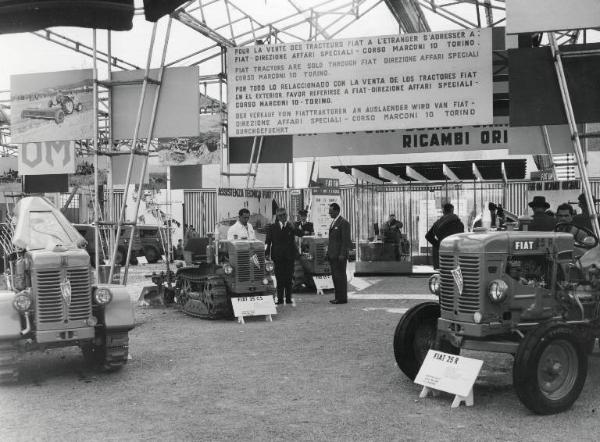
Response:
[354,260,413,276]
[355,240,416,275]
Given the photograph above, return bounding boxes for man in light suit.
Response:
[265,207,302,305]
[327,203,351,304]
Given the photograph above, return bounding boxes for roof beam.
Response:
[472,162,484,181]
[384,0,430,33]
[351,168,383,184]
[378,167,407,183]
[172,10,236,47]
[501,162,508,183]
[406,165,429,182]
[442,164,460,182]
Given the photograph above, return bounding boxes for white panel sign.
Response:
[313,275,334,291]
[227,29,492,137]
[506,0,600,34]
[414,350,483,398]
[311,189,342,237]
[231,295,277,318]
[18,140,76,175]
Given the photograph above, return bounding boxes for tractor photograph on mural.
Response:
[393,221,600,415]
[0,197,134,383]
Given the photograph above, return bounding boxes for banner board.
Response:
[310,188,342,237]
[293,123,577,157]
[227,29,493,136]
[11,69,94,143]
[506,0,600,34]
[111,66,199,139]
[18,140,76,175]
[156,114,221,166]
[216,188,277,240]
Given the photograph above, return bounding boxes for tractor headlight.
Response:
[473,311,483,323]
[428,274,441,296]
[13,290,32,312]
[262,278,269,285]
[94,287,113,305]
[223,263,234,275]
[265,260,274,272]
[488,279,509,303]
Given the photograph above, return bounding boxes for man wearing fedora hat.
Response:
[522,195,556,231]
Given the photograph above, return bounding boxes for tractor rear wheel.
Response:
[0,341,19,384]
[513,322,587,415]
[393,302,458,380]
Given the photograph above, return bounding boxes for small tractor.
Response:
[293,236,330,290]
[174,235,275,319]
[393,222,600,414]
[0,197,134,383]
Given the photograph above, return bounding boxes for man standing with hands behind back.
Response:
[265,207,302,305]
[327,203,351,305]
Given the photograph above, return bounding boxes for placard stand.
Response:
[419,386,474,408]
[237,313,272,324]
[231,296,277,325]
[414,350,483,410]
[313,275,334,295]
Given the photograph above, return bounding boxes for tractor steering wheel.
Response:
[554,222,599,249]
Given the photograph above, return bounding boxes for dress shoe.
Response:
[275,300,284,305]
[286,299,293,304]
[330,300,347,304]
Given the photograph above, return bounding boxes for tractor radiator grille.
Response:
[34,268,91,324]
[439,254,481,313]
[315,243,327,265]
[236,250,265,283]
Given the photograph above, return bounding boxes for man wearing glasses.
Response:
[265,207,303,305]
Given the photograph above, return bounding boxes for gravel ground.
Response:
[2,263,600,441]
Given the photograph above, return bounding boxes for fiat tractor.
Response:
[0,197,134,383]
[393,222,600,414]
[174,234,275,319]
[293,236,331,290]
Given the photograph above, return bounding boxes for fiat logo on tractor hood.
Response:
[60,278,72,307]
[451,266,463,295]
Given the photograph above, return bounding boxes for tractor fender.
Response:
[0,290,22,340]
[102,285,135,331]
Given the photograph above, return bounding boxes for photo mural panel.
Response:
[11,69,94,143]
[227,28,493,137]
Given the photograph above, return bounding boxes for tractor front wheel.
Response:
[513,322,587,415]
[393,302,458,380]
[82,331,129,372]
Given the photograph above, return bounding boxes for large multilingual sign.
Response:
[227,29,492,137]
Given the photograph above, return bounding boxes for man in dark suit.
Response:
[520,196,556,231]
[425,203,464,269]
[265,207,302,305]
[327,203,351,304]
[294,209,314,236]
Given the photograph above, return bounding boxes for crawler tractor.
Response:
[393,223,600,414]
[0,197,134,383]
[175,235,275,319]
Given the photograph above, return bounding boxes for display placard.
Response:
[414,350,483,398]
[313,275,334,291]
[231,295,277,318]
[227,28,492,136]
[311,188,342,237]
